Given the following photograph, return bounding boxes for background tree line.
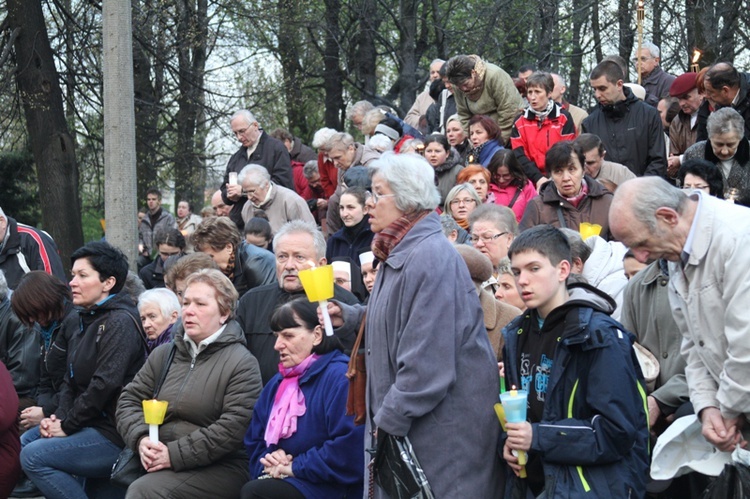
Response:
[1,0,748,267]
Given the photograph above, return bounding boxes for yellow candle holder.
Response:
[143,399,169,425]
[298,266,335,302]
[579,222,602,239]
[298,266,335,336]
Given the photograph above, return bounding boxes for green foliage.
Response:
[0,151,41,226]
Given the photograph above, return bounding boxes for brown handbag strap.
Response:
[347,312,366,379]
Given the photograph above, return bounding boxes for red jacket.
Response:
[317,152,338,198]
[510,103,576,181]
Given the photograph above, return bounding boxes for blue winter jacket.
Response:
[501,284,649,499]
[244,350,364,498]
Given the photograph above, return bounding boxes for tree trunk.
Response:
[173,0,208,210]
[396,0,420,115]
[537,0,557,69]
[592,1,603,62]
[7,0,83,275]
[102,0,138,267]
[132,0,160,202]
[568,0,587,105]
[352,0,378,100]
[323,0,344,129]
[617,0,634,73]
[278,0,309,138]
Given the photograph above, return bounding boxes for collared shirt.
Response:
[184,324,227,357]
[245,140,260,159]
[680,192,703,267]
[253,183,274,209]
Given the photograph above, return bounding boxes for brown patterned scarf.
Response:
[372,210,431,262]
[223,247,237,281]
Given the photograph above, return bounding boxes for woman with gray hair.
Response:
[443,182,482,231]
[326,152,503,497]
[137,288,181,353]
[683,106,750,205]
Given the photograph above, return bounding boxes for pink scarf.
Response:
[264,354,319,446]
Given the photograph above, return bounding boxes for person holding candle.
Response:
[117,269,262,498]
[241,298,364,498]
[501,225,649,498]
[326,153,503,498]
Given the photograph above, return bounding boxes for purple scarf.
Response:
[264,354,319,446]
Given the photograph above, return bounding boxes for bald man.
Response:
[211,190,231,217]
[610,177,750,452]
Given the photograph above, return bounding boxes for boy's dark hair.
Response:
[574,133,605,156]
[70,241,129,294]
[154,228,186,250]
[508,225,571,267]
[146,187,162,199]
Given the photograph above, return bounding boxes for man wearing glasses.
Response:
[221,109,294,231]
[468,204,518,292]
[634,42,676,108]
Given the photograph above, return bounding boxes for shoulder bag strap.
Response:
[507,187,522,209]
[347,312,366,379]
[153,343,177,399]
[556,206,567,228]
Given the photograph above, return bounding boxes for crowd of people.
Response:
[1,46,750,499]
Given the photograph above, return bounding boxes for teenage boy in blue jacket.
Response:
[502,225,649,498]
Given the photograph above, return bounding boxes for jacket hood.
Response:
[581,236,628,287]
[600,86,639,118]
[78,291,138,317]
[562,282,616,316]
[434,148,462,174]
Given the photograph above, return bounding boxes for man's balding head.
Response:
[211,190,230,217]
[610,178,692,263]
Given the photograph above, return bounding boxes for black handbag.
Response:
[111,343,177,488]
[373,431,435,499]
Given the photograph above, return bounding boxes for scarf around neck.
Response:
[372,210,431,262]
[558,179,589,208]
[527,99,555,123]
[265,354,320,446]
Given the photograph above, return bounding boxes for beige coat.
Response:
[668,194,750,419]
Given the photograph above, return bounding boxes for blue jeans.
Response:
[21,426,122,499]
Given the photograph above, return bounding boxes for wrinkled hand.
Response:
[260,449,292,468]
[498,362,505,378]
[139,437,172,472]
[502,442,524,476]
[700,407,745,452]
[20,406,45,430]
[40,415,67,438]
[506,421,532,452]
[226,183,243,201]
[316,199,328,211]
[319,302,343,328]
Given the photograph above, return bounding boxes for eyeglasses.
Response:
[682,184,709,191]
[470,232,509,244]
[632,56,654,63]
[450,198,478,207]
[371,192,396,204]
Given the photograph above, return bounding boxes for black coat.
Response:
[0,217,66,290]
[696,72,750,143]
[581,87,667,178]
[0,297,39,399]
[221,132,294,230]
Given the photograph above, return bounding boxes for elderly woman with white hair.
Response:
[239,164,316,233]
[311,127,339,198]
[138,288,181,354]
[326,153,503,498]
[683,106,750,206]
